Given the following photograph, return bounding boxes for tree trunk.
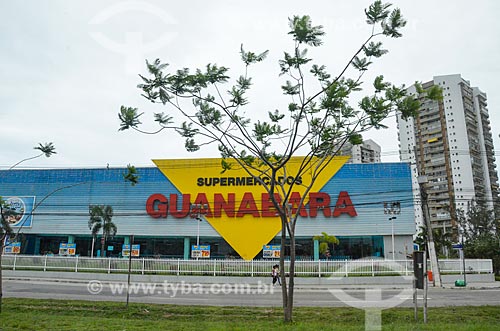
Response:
[101,234,106,258]
[0,242,3,314]
[280,213,294,323]
[286,229,296,322]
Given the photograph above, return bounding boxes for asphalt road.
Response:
[4,278,500,308]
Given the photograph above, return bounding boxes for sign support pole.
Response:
[126,235,134,307]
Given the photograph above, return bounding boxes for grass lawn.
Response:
[1,298,500,330]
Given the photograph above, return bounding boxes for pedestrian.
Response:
[272,264,281,286]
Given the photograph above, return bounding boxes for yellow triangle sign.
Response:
[153,156,349,260]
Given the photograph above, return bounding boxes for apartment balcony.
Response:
[480,106,489,117]
[427,187,449,195]
[429,158,446,166]
[420,115,441,125]
[483,137,494,147]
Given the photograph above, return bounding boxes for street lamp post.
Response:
[384,201,401,260]
[389,216,397,260]
[197,215,201,247]
[190,203,208,259]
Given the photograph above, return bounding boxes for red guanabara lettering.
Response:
[213,193,235,217]
[169,194,191,218]
[146,191,357,219]
[332,191,357,217]
[236,192,260,217]
[146,193,167,218]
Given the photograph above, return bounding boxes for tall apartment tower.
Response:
[397,74,499,232]
[340,139,381,164]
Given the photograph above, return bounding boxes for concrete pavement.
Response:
[4,269,498,290]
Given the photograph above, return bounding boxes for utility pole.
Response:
[418,175,442,287]
[412,141,442,287]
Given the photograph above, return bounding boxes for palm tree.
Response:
[313,232,339,258]
[88,205,117,257]
[9,142,57,170]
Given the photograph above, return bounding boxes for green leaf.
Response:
[348,133,363,145]
[204,63,230,84]
[240,45,269,65]
[158,87,171,104]
[415,81,424,94]
[288,103,299,112]
[363,41,388,58]
[281,80,300,95]
[365,0,391,24]
[34,142,57,157]
[185,138,200,152]
[352,56,372,71]
[279,49,312,74]
[176,122,199,138]
[373,75,390,93]
[385,85,406,102]
[123,164,139,186]
[382,8,406,38]
[426,85,443,101]
[154,112,173,126]
[397,96,421,120]
[268,110,285,122]
[220,159,232,174]
[118,106,142,131]
[310,64,331,83]
[288,15,325,46]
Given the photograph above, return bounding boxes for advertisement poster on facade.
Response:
[3,241,21,254]
[2,196,36,228]
[191,245,210,258]
[263,245,281,258]
[122,244,140,257]
[59,243,76,256]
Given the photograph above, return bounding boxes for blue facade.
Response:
[0,162,416,259]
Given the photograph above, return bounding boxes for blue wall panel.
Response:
[0,162,415,238]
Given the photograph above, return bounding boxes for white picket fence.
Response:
[0,255,493,277]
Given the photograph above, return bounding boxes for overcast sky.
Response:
[1,0,499,170]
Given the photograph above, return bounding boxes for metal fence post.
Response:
[75,255,79,272]
[318,260,321,278]
[372,259,375,277]
[177,258,180,276]
[142,258,145,275]
[43,255,48,272]
[213,259,217,276]
[13,254,17,271]
[251,259,254,277]
[345,259,348,277]
[108,257,111,274]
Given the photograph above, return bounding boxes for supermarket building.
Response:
[1,157,416,260]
